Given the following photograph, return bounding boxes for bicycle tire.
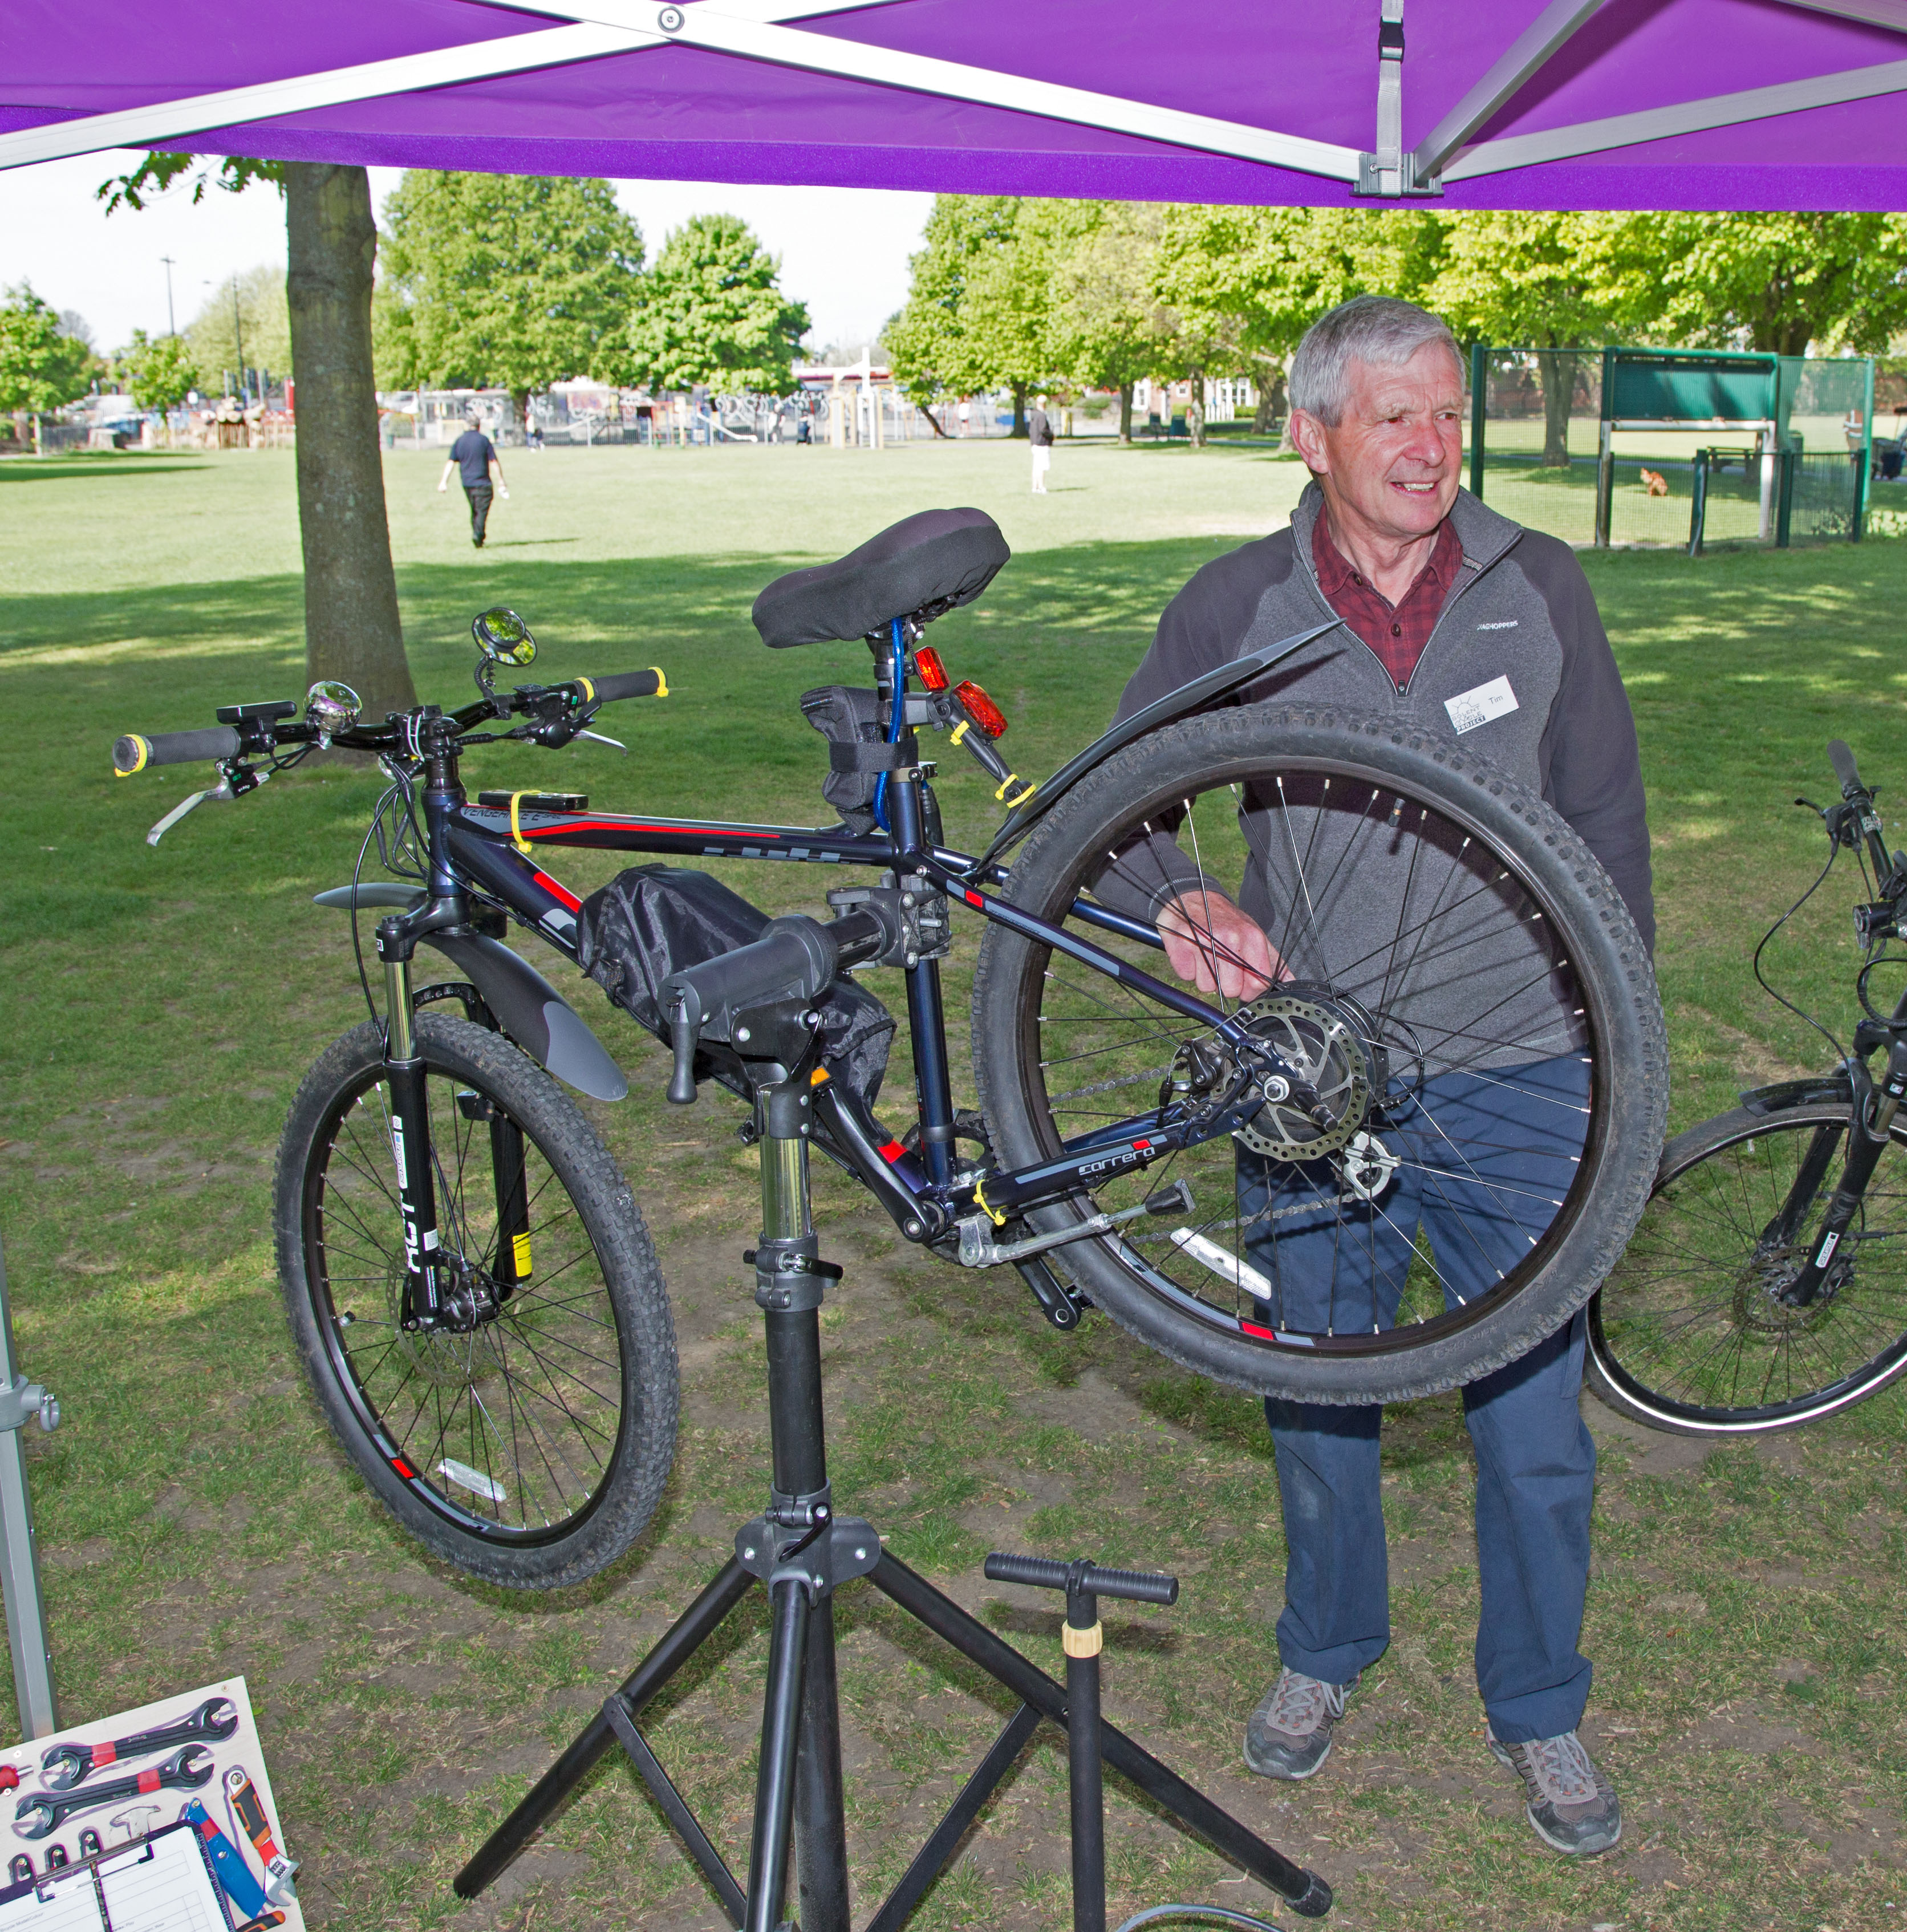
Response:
[971,705,1666,1405]
[1587,1101,1907,1436]
[273,1014,677,1588]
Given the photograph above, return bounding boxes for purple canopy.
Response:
[5,0,1907,209]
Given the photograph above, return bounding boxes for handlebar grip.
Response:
[577,669,666,704]
[983,1551,1179,1606]
[1829,740,1864,795]
[113,726,242,776]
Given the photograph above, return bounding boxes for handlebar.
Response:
[113,726,242,776]
[1830,738,1865,798]
[577,669,666,705]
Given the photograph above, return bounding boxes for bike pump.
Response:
[455,912,1332,1930]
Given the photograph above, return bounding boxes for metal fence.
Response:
[1466,344,1874,550]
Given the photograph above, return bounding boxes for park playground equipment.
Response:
[1465,344,1876,551]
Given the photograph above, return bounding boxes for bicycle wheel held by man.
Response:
[1093,297,1652,1858]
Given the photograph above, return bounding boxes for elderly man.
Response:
[437,408,509,547]
[1110,295,1650,1858]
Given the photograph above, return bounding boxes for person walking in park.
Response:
[1029,393,1054,492]
[1105,295,1652,1859]
[437,408,509,547]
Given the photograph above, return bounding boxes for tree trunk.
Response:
[1253,364,1287,437]
[285,163,415,720]
[1187,368,1206,449]
[1118,381,1134,445]
[1538,349,1579,468]
[918,401,949,439]
[1010,383,1028,439]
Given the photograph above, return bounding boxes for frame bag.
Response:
[576,864,895,1104]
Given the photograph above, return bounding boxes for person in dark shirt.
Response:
[1028,393,1054,493]
[437,409,509,546]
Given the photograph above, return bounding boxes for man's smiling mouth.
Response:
[1391,481,1438,493]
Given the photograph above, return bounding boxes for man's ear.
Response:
[1287,408,1329,476]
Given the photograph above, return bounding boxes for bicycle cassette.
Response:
[1231,992,1376,1162]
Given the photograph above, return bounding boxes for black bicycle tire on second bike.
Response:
[971,705,1667,1405]
[1587,1101,1907,1436]
[273,1014,678,1588]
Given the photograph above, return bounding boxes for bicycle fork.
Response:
[1776,1045,1907,1307]
[378,930,450,1330]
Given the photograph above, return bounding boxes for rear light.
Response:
[914,646,950,691]
[954,680,1007,738]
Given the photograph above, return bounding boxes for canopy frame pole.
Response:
[1444,55,1907,181]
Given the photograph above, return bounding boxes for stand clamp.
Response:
[737,1503,881,1604]
[0,1378,57,1438]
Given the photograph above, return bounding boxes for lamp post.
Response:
[160,255,176,337]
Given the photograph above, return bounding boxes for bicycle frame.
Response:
[364,665,1311,1335]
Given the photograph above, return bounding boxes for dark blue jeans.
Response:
[1245,1056,1596,1744]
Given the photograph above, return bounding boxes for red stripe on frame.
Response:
[878,1140,907,1164]
[531,870,582,912]
[964,890,984,909]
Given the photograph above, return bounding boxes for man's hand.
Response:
[436,478,448,492]
[1157,891,1282,1001]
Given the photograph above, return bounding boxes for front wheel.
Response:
[274,1015,677,1588]
[972,705,1667,1405]
[1588,1102,1907,1435]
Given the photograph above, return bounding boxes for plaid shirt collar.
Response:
[1310,510,1464,690]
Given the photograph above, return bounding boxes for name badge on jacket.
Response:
[1445,675,1519,735]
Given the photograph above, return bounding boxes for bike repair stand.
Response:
[457,1022,1330,1929]
[0,1232,59,1740]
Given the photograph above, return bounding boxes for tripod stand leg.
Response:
[455,1558,753,1900]
[795,1596,851,1932]
[1068,1645,1105,1932]
[745,1576,812,1932]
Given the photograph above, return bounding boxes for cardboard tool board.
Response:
[0,1677,301,1931]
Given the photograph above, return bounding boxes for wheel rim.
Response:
[302,1060,627,1544]
[1593,1110,1907,1427]
[1016,752,1610,1360]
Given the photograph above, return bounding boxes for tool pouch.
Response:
[576,864,895,1103]
[800,687,917,834]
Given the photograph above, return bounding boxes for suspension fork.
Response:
[376,920,449,1330]
[1779,1045,1907,1307]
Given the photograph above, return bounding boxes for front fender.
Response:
[1739,1073,1853,1116]
[311,888,627,1102]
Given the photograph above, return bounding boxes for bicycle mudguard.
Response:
[311,888,628,1102]
[1740,1073,1854,1115]
[971,620,1338,872]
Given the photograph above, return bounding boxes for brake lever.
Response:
[573,728,628,756]
[146,766,272,845]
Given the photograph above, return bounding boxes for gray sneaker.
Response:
[1243,1669,1358,1780]
[1487,1728,1622,1856]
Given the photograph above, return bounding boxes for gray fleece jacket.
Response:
[1094,483,1653,1081]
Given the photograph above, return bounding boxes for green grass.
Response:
[6,439,1907,1929]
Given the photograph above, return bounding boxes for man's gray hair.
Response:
[1289,296,1463,427]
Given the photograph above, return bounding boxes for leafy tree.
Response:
[378,171,644,420]
[887,197,1064,436]
[0,284,94,447]
[100,152,415,718]
[121,330,199,413]
[1048,204,1174,442]
[186,263,292,391]
[1155,208,1444,442]
[625,213,808,395]
[1648,213,1907,356]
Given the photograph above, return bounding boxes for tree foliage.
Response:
[378,172,644,412]
[121,330,200,412]
[625,213,808,393]
[186,263,293,386]
[0,284,94,415]
[1047,203,1174,441]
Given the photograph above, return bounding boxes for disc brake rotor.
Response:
[1230,992,1376,1161]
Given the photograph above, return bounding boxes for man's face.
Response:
[1291,342,1464,545]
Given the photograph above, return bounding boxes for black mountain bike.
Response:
[1589,738,1907,1436]
[112,506,1665,1588]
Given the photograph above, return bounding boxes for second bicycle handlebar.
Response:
[113,726,243,775]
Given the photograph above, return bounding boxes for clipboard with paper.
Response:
[0,1821,228,1932]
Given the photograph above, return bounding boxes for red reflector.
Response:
[1240,1320,1276,1340]
[964,889,985,909]
[391,1456,418,1480]
[915,646,950,692]
[954,680,1007,738]
[879,1139,907,1164]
